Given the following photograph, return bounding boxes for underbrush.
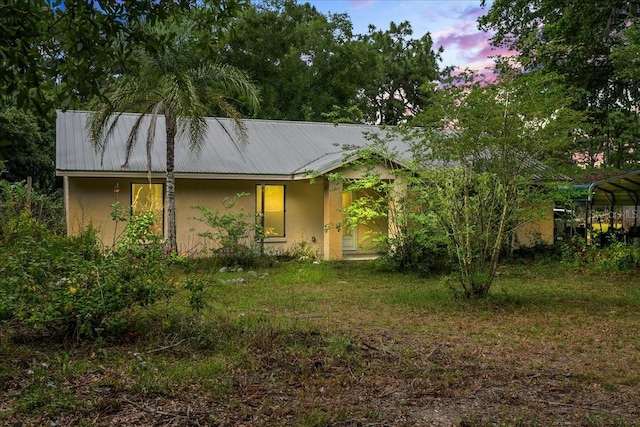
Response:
[3,256,640,425]
[0,211,174,341]
[0,309,359,425]
[508,236,640,273]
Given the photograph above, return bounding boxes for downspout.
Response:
[64,175,70,236]
[260,182,265,254]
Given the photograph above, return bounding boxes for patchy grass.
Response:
[2,260,640,426]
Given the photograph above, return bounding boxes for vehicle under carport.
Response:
[583,170,640,245]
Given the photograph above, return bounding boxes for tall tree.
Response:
[219,1,441,124]
[478,0,640,168]
[413,67,582,297]
[219,0,369,121]
[89,22,259,253]
[0,106,55,190]
[0,0,247,113]
[358,21,441,125]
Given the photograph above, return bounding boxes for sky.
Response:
[301,0,512,73]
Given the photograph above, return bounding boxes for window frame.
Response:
[130,182,165,234]
[256,183,286,240]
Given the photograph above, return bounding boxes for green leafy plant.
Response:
[287,241,318,262]
[0,179,64,244]
[594,242,640,272]
[193,193,270,267]
[1,210,173,340]
[182,275,209,312]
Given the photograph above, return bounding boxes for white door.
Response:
[342,191,357,251]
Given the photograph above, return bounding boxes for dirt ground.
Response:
[4,326,638,427]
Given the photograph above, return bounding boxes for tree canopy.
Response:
[219,0,441,124]
[0,0,247,113]
[479,0,640,169]
[0,106,55,190]
[358,21,441,125]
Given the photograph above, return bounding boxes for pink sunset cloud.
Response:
[432,5,515,74]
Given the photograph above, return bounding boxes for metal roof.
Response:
[56,110,408,179]
[588,170,640,207]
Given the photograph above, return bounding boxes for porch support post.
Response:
[63,175,70,236]
[323,178,343,261]
[388,177,405,244]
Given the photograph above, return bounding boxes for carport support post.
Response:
[323,178,343,261]
[610,204,615,229]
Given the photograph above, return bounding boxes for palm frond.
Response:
[146,101,164,180]
[122,113,147,168]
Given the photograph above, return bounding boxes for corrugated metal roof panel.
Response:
[56,110,401,177]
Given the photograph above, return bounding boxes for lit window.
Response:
[131,183,164,233]
[256,184,285,237]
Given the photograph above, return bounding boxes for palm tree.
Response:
[89,25,259,253]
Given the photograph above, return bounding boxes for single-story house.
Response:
[56,110,408,260]
[56,110,555,259]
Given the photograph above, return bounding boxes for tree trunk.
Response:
[165,113,178,254]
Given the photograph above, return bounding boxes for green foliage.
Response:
[357,20,441,125]
[518,235,640,274]
[287,241,318,262]
[182,275,208,312]
[88,19,260,253]
[592,242,640,272]
[0,107,55,190]
[382,208,451,276]
[0,211,173,340]
[411,67,582,298]
[115,211,164,250]
[1,0,247,112]
[479,0,640,168]
[193,193,269,267]
[219,0,440,123]
[330,139,450,275]
[421,167,511,298]
[0,179,64,243]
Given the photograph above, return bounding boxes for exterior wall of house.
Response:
[515,201,555,247]
[65,176,327,256]
[66,175,550,260]
[175,178,326,255]
[66,177,136,248]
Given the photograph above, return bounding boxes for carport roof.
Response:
[588,170,640,207]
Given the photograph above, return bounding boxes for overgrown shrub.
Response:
[193,194,272,267]
[1,211,174,340]
[593,242,640,272]
[380,216,451,276]
[0,179,64,242]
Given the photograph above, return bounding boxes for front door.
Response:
[342,191,357,251]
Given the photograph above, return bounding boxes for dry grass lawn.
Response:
[2,260,640,426]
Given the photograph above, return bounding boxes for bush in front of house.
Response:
[193,194,273,268]
[379,211,451,276]
[0,179,64,242]
[0,208,174,340]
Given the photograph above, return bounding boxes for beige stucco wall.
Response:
[66,176,327,256]
[66,177,135,248]
[176,178,325,255]
[64,159,400,259]
[515,201,555,247]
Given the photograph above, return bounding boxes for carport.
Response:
[586,170,640,244]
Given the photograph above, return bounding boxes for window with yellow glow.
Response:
[256,184,285,237]
[131,183,164,233]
